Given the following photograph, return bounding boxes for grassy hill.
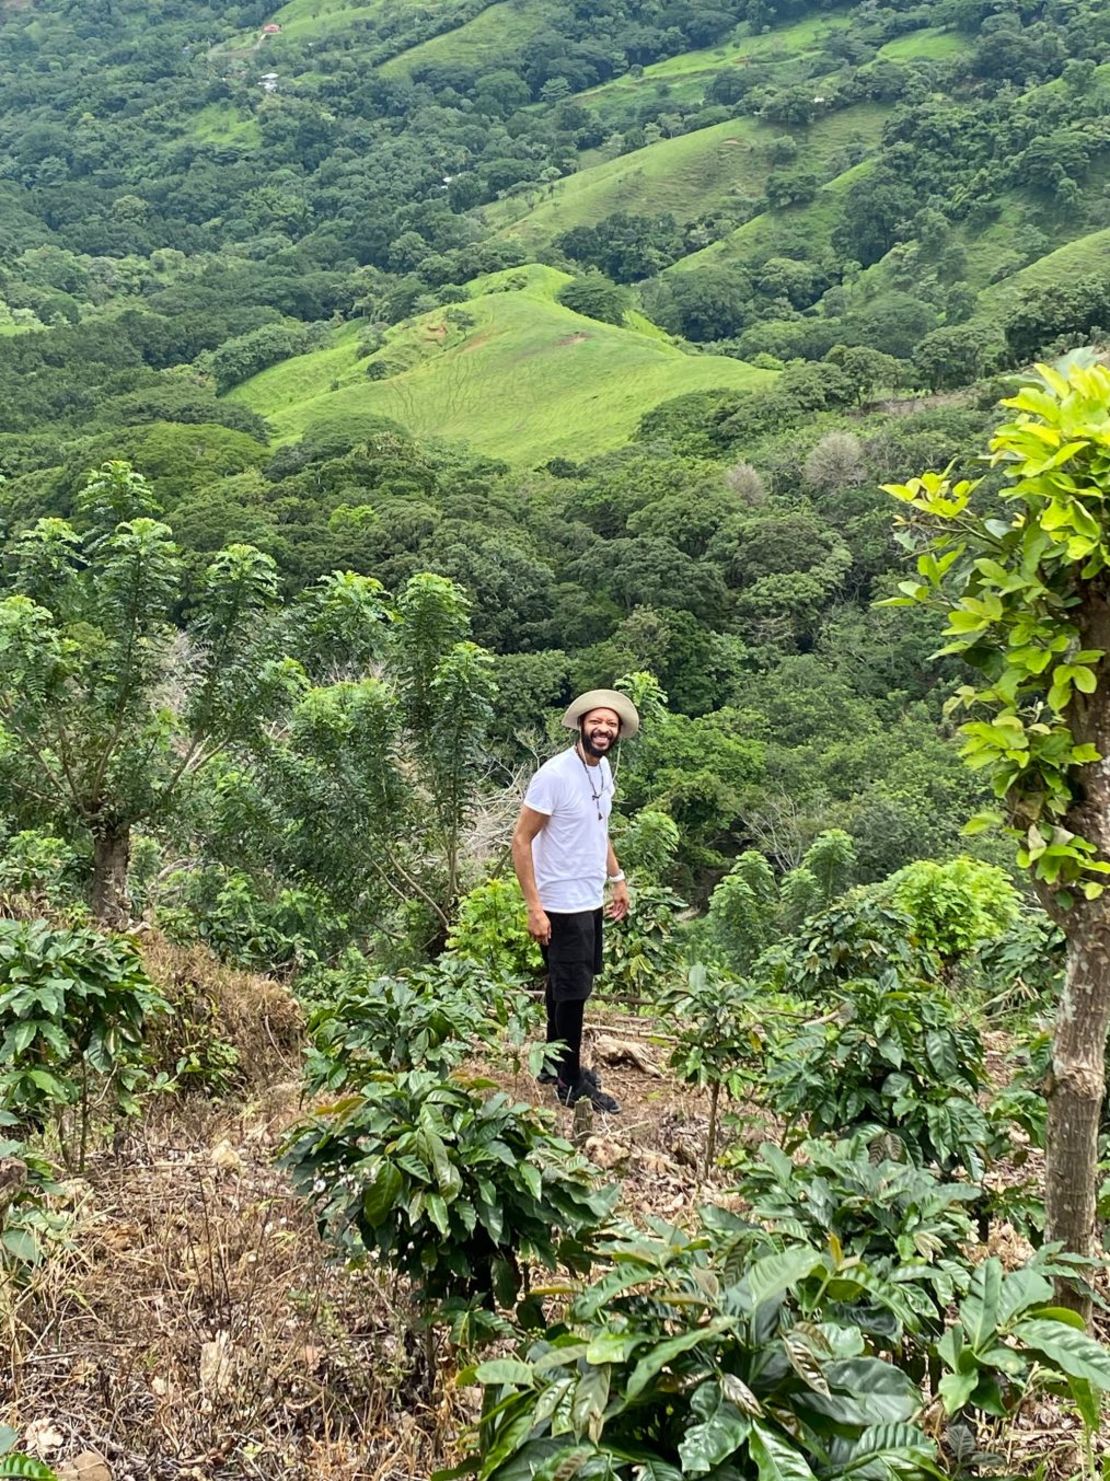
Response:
[379,0,558,76]
[228,265,772,464]
[569,10,855,124]
[485,103,887,247]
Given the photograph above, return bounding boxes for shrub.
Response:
[0,920,169,1169]
[464,1218,937,1480]
[764,977,994,1175]
[301,958,504,1092]
[446,875,540,981]
[600,883,686,999]
[884,856,1018,967]
[659,963,757,1172]
[727,1136,977,1324]
[281,1070,614,1322]
[0,1112,67,1270]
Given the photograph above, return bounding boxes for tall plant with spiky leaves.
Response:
[0,461,385,924]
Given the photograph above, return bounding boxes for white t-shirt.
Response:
[524,747,613,911]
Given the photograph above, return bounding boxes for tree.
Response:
[912,325,985,392]
[883,360,1110,1310]
[0,462,389,924]
[555,273,630,325]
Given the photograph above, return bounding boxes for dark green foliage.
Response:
[280,1069,615,1311]
[764,976,993,1175]
[555,273,631,325]
[464,1217,937,1481]
[301,958,505,1091]
[728,1137,977,1321]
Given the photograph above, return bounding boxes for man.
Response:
[511,687,639,1115]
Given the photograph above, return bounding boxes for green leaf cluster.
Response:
[0,919,169,1156]
[458,1218,938,1481]
[882,362,1110,896]
[764,976,993,1176]
[280,1069,615,1313]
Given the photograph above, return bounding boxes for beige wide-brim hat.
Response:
[561,688,640,739]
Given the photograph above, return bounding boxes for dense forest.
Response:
[7,0,1110,1477]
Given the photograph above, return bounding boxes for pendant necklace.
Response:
[576,743,607,821]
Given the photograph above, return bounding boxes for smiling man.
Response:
[511,687,640,1115]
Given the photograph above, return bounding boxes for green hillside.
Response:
[486,103,887,246]
[229,265,772,464]
[571,10,855,122]
[380,0,558,76]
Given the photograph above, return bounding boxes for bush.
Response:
[727,1136,977,1323]
[883,856,1018,967]
[464,1217,937,1480]
[764,976,994,1175]
[301,957,505,1092]
[0,920,169,1169]
[446,875,541,981]
[281,1069,614,1319]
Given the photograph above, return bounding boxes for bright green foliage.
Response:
[281,1070,614,1315]
[0,919,168,1168]
[937,1255,1110,1434]
[765,977,993,1175]
[0,1430,58,1481]
[707,831,857,972]
[601,883,686,998]
[659,963,756,1172]
[612,809,680,883]
[885,856,1018,964]
[464,1218,936,1481]
[882,361,1110,898]
[0,830,78,912]
[302,958,504,1091]
[447,875,541,980]
[728,1137,977,1325]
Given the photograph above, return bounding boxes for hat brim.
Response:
[561,688,640,739]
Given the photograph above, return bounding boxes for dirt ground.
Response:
[0,993,1104,1479]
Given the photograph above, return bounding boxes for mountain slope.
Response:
[229,266,772,464]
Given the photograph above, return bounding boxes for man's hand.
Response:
[605,879,630,922]
[527,904,552,945]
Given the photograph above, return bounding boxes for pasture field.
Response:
[486,102,887,246]
[229,264,773,464]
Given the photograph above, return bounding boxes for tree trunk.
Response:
[91,822,131,927]
[1045,924,1110,1313]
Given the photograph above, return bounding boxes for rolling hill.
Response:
[228,265,773,465]
[484,103,888,248]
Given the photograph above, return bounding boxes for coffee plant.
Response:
[658,962,757,1173]
[281,1069,615,1321]
[0,920,169,1169]
[0,1111,66,1270]
[726,1137,977,1326]
[462,1218,937,1481]
[764,976,996,1175]
[301,957,505,1092]
[937,1254,1110,1437]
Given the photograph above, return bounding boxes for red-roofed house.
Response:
[262,23,282,35]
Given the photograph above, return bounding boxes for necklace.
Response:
[576,744,607,821]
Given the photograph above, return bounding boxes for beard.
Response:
[580,728,615,758]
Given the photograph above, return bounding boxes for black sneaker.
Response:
[538,1063,601,1088]
[556,1075,620,1114]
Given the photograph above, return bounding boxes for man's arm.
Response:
[512,804,552,944]
[605,840,630,921]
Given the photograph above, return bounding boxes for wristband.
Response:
[608,871,625,883]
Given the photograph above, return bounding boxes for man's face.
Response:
[580,707,621,758]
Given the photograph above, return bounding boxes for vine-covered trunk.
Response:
[91,821,132,927]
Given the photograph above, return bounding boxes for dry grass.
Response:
[2,1095,463,1480]
[1,960,1106,1480]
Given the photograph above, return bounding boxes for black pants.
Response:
[540,908,602,1085]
